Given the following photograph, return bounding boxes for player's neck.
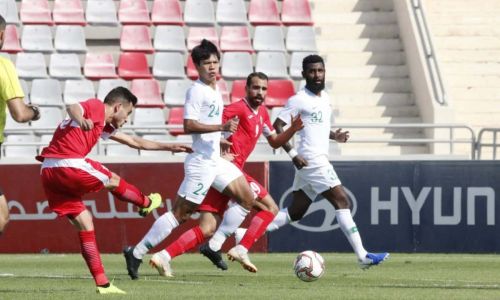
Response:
[199,78,217,90]
[305,85,323,96]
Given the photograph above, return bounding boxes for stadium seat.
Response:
[118,52,152,80]
[63,79,95,104]
[187,27,218,51]
[220,26,253,52]
[248,0,281,26]
[97,79,129,100]
[49,53,83,79]
[32,107,64,128]
[216,0,247,25]
[151,0,183,26]
[21,25,53,52]
[253,26,285,52]
[85,0,119,26]
[153,52,185,79]
[106,142,139,156]
[140,134,174,157]
[186,56,221,80]
[5,112,30,130]
[0,52,11,60]
[217,79,230,105]
[54,25,87,53]
[0,0,20,24]
[265,80,295,107]
[221,52,253,79]
[256,52,288,79]
[164,79,192,107]
[230,80,245,103]
[184,0,215,26]
[281,0,313,26]
[130,79,165,108]
[1,25,22,53]
[289,52,315,79]
[20,0,53,25]
[286,26,318,52]
[3,135,38,157]
[16,52,48,79]
[154,25,186,52]
[19,79,30,103]
[167,107,185,136]
[118,0,151,25]
[120,25,154,53]
[30,78,63,106]
[133,108,168,135]
[84,53,118,79]
[53,0,86,25]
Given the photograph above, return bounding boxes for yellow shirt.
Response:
[0,56,25,143]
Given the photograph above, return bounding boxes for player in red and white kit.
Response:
[123,72,303,278]
[37,87,191,294]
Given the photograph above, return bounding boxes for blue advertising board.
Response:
[268,161,500,253]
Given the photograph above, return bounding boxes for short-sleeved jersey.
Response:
[184,80,224,160]
[0,56,25,143]
[278,88,332,167]
[38,99,116,160]
[223,99,275,169]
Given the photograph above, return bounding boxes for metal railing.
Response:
[410,0,447,105]
[477,128,500,160]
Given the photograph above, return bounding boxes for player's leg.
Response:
[0,188,9,235]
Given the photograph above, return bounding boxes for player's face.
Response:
[246,77,268,109]
[303,62,326,94]
[111,102,133,128]
[196,54,219,86]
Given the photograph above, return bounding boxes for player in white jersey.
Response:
[236,55,389,269]
[123,40,256,279]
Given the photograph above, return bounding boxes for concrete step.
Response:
[313,0,394,13]
[329,65,409,79]
[427,14,500,25]
[330,78,412,93]
[339,128,425,136]
[339,144,429,155]
[318,24,399,39]
[332,93,414,107]
[313,12,397,25]
[446,75,500,88]
[450,87,500,100]
[434,37,500,50]
[443,63,500,76]
[430,24,500,37]
[437,50,500,63]
[338,106,420,118]
[325,52,406,66]
[318,39,403,52]
[335,116,422,124]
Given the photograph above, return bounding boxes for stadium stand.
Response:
[0,0,20,24]
[152,52,186,79]
[130,79,165,108]
[3,135,38,157]
[21,25,53,52]
[53,0,86,26]
[85,0,119,26]
[166,107,185,136]
[117,52,152,79]
[20,0,53,25]
[253,26,286,52]
[255,51,288,78]
[16,52,48,78]
[184,0,215,26]
[164,79,192,107]
[220,26,253,52]
[281,0,314,26]
[248,0,281,26]
[118,0,151,25]
[187,26,219,51]
[154,25,187,52]
[1,24,21,53]
[120,25,154,53]
[54,25,87,52]
[265,80,296,107]
[30,78,63,106]
[151,0,184,26]
[221,52,253,79]
[216,0,247,25]
[286,26,318,52]
[49,53,83,79]
[63,79,96,104]
[289,52,316,79]
[84,52,118,79]
[97,79,129,100]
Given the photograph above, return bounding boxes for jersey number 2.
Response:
[208,104,220,117]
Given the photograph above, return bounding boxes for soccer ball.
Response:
[293,250,325,282]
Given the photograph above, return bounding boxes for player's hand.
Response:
[79,118,94,131]
[222,117,239,133]
[220,138,232,154]
[334,128,350,143]
[221,152,237,162]
[292,155,308,170]
[290,114,304,131]
[168,144,193,153]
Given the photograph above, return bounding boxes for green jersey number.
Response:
[311,111,323,123]
[208,104,220,117]
[193,183,208,196]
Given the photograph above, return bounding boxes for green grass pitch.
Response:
[0,253,499,299]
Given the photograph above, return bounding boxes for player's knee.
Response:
[199,223,216,238]
[335,194,351,209]
[0,216,9,235]
[105,173,121,190]
[262,199,279,215]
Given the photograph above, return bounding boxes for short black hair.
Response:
[191,39,220,66]
[302,54,324,71]
[246,72,268,87]
[0,15,6,31]
[104,87,137,106]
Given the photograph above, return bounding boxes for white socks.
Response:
[336,209,367,261]
[266,208,291,232]
[133,211,179,259]
[208,203,249,251]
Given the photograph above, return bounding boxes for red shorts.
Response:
[40,158,112,217]
[198,172,268,216]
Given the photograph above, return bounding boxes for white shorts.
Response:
[177,154,243,204]
[292,163,342,200]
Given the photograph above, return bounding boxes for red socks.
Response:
[166,226,205,259]
[78,230,108,286]
[239,210,275,250]
[111,179,150,208]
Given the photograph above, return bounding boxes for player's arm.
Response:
[329,128,350,143]
[66,103,94,131]
[7,98,40,122]
[267,114,303,149]
[110,132,193,153]
[183,118,238,134]
[273,117,308,169]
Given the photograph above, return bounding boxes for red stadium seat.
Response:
[118,0,151,25]
[1,25,22,53]
[265,80,295,107]
[186,55,222,80]
[84,53,118,79]
[220,26,253,52]
[248,0,281,26]
[53,0,86,26]
[281,0,313,26]
[151,0,184,25]
[130,79,165,108]
[217,79,230,105]
[187,27,219,51]
[118,52,152,79]
[230,80,245,103]
[120,25,154,53]
[167,107,185,136]
[20,0,53,25]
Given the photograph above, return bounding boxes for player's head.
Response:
[302,55,325,95]
[0,15,6,49]
[103,87,137,128]
[191,39,220,85]
[245,72,268,109]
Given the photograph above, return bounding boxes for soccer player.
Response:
[123,40,258,279]
[124,72,303,278]
[0,14,41,234]
[37,87,192,294]
[239,54,389,269]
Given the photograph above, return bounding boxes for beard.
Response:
[305,79,325,94]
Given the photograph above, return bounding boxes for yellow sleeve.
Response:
[0,57,25,102]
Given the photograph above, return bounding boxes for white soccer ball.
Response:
[293,250,325,282]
